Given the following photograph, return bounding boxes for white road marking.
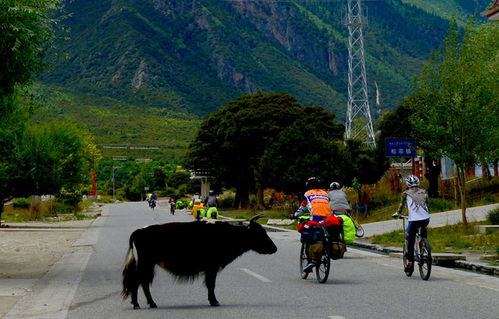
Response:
[329,316,346,319]
[240,268,272,283]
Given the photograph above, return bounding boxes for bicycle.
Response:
[148,199,156,210]
[299,226,331,283]
[392,214,432,280]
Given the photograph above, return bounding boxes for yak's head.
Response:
[247,214,278,255]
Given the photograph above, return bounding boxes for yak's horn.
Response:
[249,214,264,223]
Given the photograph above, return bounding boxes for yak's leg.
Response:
[130,282,141,309]
[138,261,157,308]
[205,268,220,306]
[141,284,157,308]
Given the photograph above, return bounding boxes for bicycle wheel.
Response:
[418,238,432,280]
[299,243,310,279]
[354,223,364,237]
[315,245,330,283]
[403,240,413,277]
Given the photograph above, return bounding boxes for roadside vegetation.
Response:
[1,197,107,223]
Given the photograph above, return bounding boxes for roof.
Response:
[481,0,499,20]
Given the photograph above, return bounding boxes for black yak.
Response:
[122,215,277,309]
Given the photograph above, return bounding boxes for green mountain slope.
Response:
[32,84,199,161]
[41,0,487,121]
[400,0,487,23]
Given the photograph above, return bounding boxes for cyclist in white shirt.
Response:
[393,175,430,272]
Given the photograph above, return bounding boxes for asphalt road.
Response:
[7,202,499,319]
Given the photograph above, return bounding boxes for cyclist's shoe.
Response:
[404,262,414,272]
[303,263,314,275]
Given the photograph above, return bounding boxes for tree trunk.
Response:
[0,202,4,227]
[456,166,468,227]
[424,157,440,198]
[255,186,265,210]
[233,183,250,209]
[480,161,490,178]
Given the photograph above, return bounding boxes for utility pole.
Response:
[345,0,376,147]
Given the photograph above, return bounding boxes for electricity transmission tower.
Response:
[345,0,376,147]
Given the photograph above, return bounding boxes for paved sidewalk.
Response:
[362,203,499,237]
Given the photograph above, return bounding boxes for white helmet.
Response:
[405,175,420,187]
[329,182,341,190]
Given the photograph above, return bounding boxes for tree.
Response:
[0,0,64,223]
[0,95,29,223]
[376,94,441,197]
[345,139,386,186]
[258,106,346,197]
[259,123,348,197]
[411,20,499,226]
[0,0,63,97]
[15,121,101,213]
[185,92,301,208]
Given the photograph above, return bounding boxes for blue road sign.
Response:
[386,139,417,157]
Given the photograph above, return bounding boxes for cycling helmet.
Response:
[329,182,341,190]
[405,175,420,187]
[209,190,215,195]
[306,177,321,190]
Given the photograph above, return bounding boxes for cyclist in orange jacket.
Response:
[293,177,332,222]
[293,177,333,275]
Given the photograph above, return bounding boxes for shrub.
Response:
[428,198,454,212]
[219,194,235,209]
[487,208,499,225]
[13,198,31,209]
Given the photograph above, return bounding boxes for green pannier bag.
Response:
[336,214,355,244]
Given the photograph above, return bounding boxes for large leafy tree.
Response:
[185,92,349,208]
[411,20,499,225]
[185,92,301,208]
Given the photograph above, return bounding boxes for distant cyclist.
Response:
[393,175,430,273]
[204,190,218,208]
[328,181,356,244]
[204,190,219,219]
[328,182,350,213]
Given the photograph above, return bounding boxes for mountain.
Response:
[32,84,199,161]
[40,0,487,121]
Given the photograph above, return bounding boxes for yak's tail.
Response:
[122,230,139,299]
